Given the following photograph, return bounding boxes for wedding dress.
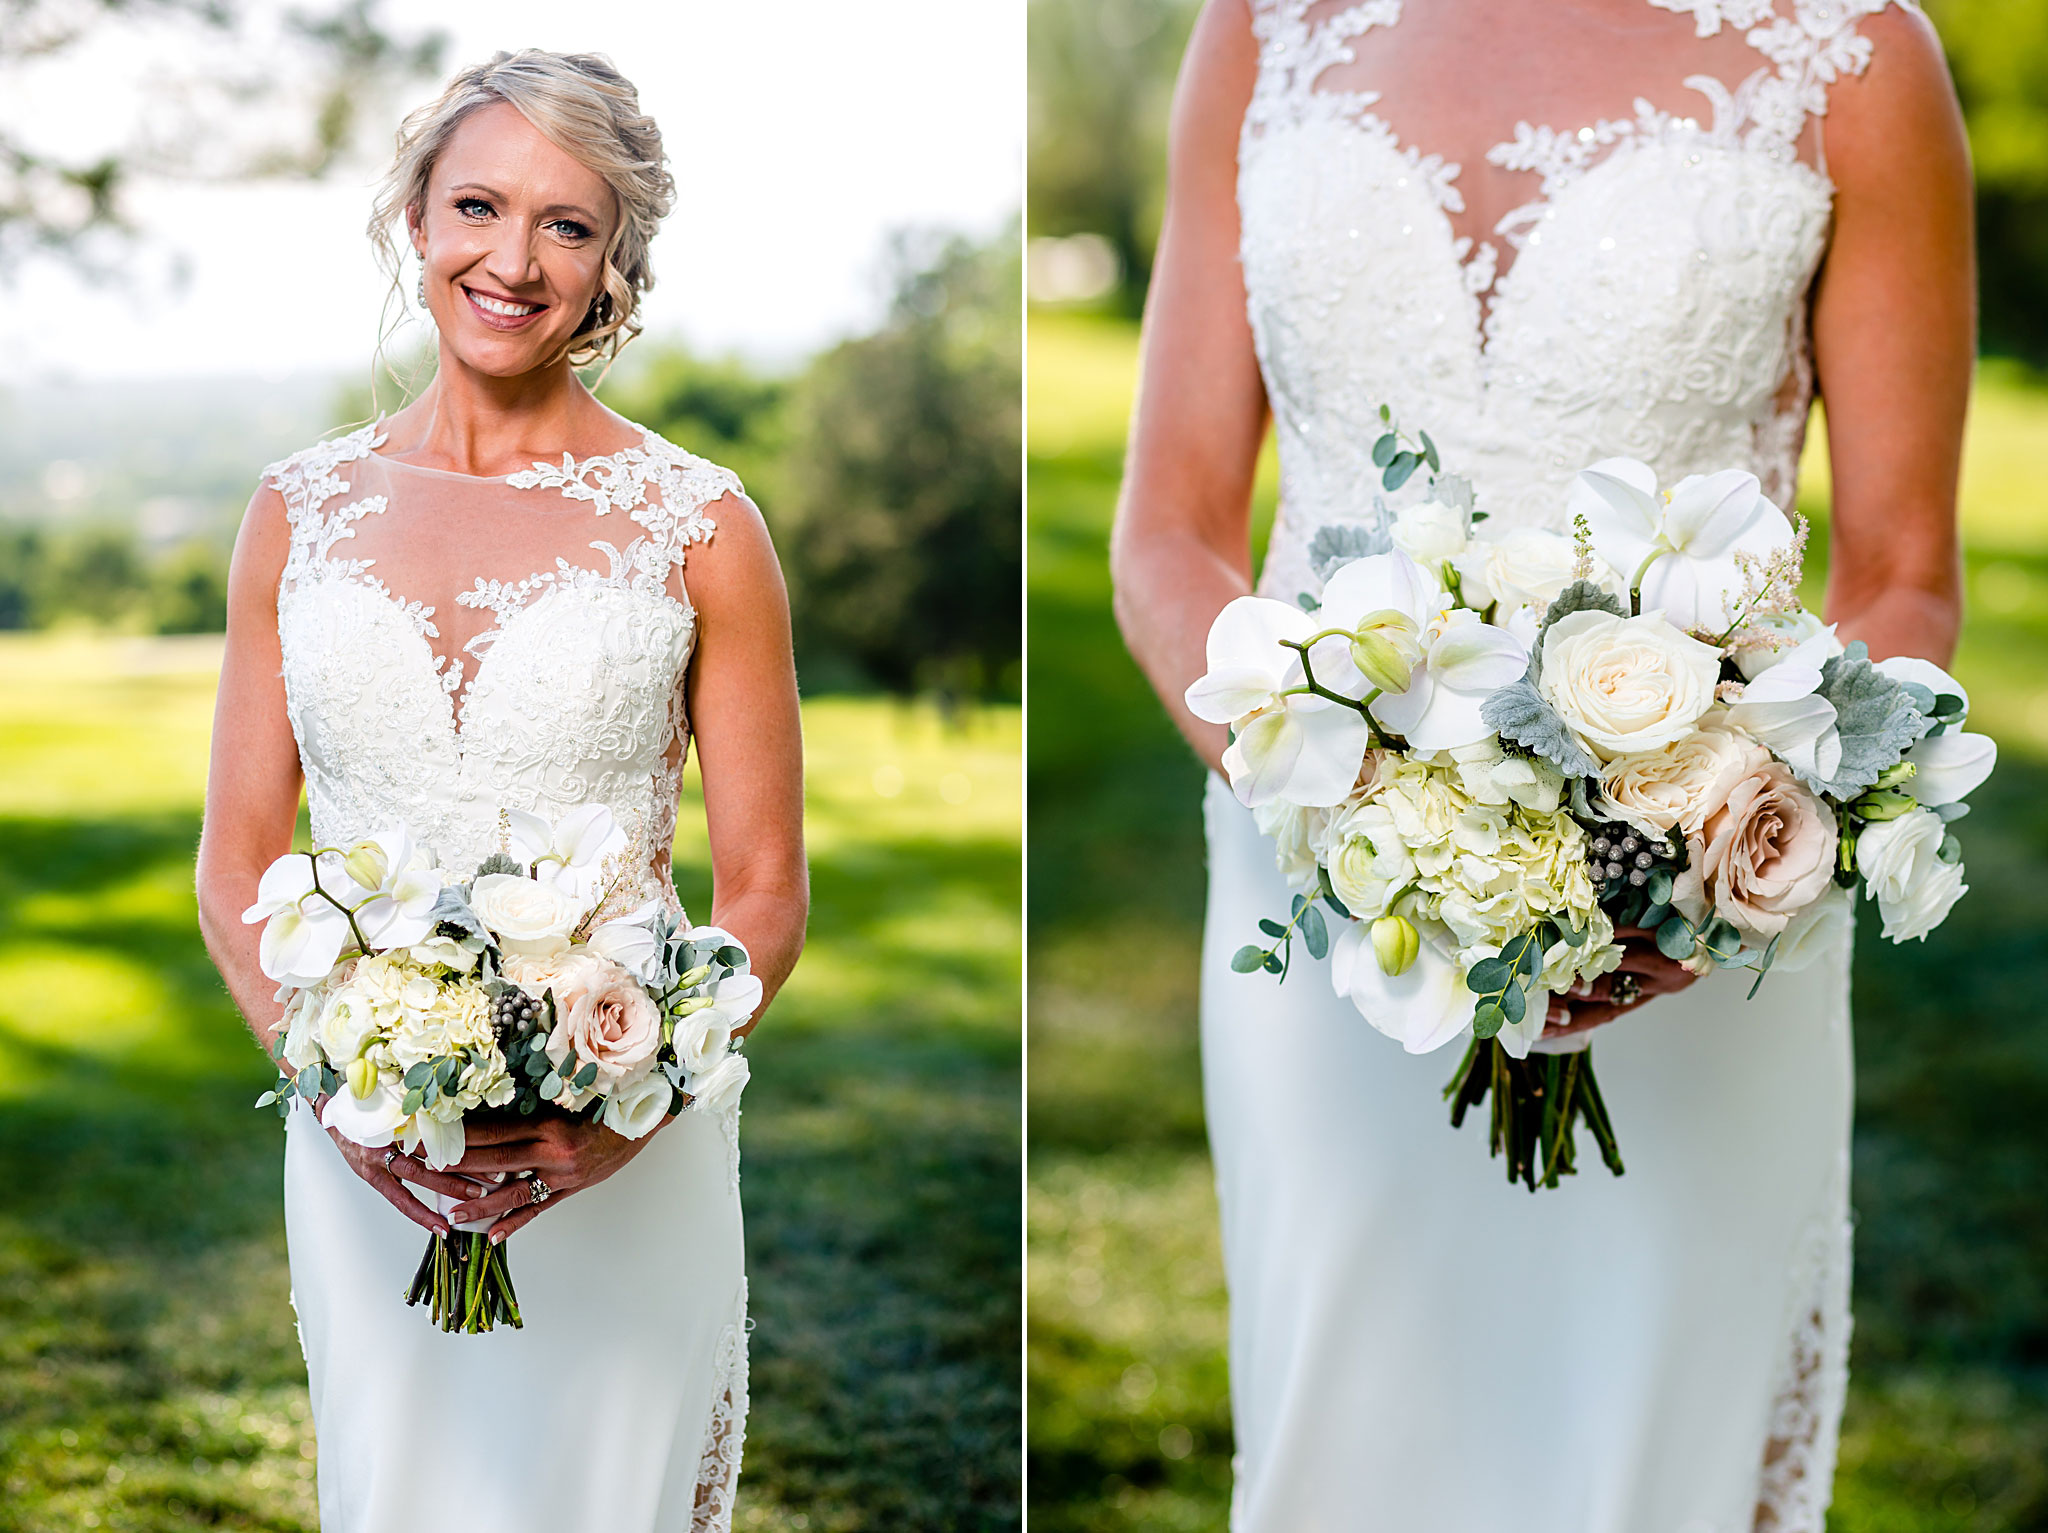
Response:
[264,420,749,1532]
[1203,2,1918,1528]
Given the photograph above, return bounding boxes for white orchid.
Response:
[1317,552,1529,752]
[587,900,668,983]
[242,851,356,985]
[1184,596,1371,808]
[1721,625,1843,781]
[1568,458,1794,632]
[1330,916,1474,1056]
[341,829,445,950]
[505,803,627,904]
[320,1079,406,1149]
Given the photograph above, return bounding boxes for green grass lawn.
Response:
[0,635,1021,1533]
[1027,309,2048,1532]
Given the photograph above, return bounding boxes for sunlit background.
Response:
[0,2,1022,1528]
[1026,2,2048,1529]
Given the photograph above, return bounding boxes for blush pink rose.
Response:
[544,953,661,1090]
[1691,760,1838,938]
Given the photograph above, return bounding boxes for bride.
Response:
[1112,1,1969,1528]
[194,51,806,1533]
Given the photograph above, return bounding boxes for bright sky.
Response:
[0,0,1022,382]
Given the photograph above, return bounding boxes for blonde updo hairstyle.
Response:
[369,50,675,377]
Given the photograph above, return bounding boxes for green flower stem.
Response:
[1276,638,1393,747]
[301,851,373,956]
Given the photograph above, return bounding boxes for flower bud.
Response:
[1372,914,1420,977]
[341,840,389,891]
[1851,788,1918,822]
[346,1056,378,1100]
[1872,759,1918,791]
[1347,609,1424,696]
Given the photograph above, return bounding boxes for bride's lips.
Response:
[462,285,549,331]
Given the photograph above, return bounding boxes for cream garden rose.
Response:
[470,872,584,956]
[1595,720,1770,837]
[1538,609,1721,761]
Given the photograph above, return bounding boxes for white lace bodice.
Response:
[267,421,741,897]
[1240,0,1914,602]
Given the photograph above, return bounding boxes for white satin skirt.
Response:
[283,1101,748,1532]
[1200,775,1855,1533]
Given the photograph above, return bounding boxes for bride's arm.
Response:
[1809,5,1973,666]
[674,491,809,1035]
[195,485,305,1047]
[1109,0,1270,774]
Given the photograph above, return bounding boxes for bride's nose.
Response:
[479,220,546,293]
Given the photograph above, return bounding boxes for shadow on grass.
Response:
[0,808,1021,1533]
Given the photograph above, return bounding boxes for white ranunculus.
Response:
[587,901,666,983]
[1721,626,1843,781]
[1772,884,1855,973]
[1329,917,1472,1055]
[1185,595,1371,808]
[1390,498,1470,568]
[1857,807,1968,943]
[471,873,586,957]
[504,803,628,905]
[1538,609,1722,760]
[601,1067,674,1140]
[1322,801,1414,919]
[686,1052,751,1115]
[320,1080,406,1149]
[242,851,356,985]
[1903,730,1997,807]
[1569,458,1795,632]
[313,983,378,1063]
[1731,609,1842,680]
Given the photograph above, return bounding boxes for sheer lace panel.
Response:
[265,422,742,889]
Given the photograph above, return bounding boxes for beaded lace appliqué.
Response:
[689,1281,751,1533]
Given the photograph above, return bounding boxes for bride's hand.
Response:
[317,1104,490,1236]
[1541,927,1699,1041]
[445,1114,667,1241]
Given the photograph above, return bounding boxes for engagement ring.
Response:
[527,1176,554,1206]
[1611,973,1642,1008]
[384,1148,402,1172]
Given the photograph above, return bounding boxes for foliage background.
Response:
[1027,2,2048,1528]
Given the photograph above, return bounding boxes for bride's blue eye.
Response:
[551,220,593,241]
[455,197,493,219]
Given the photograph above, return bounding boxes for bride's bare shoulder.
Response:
[1824,4,1967,188]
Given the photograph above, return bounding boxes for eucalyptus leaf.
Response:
[1258,918,1287,939]
[254,1090,278,1109]
[1230,945,1266,974]
[1466,956,1512,993]
[1656,916,1696,960]
[1499,982,1526,1024]
[1472,1003,1506,1040]
[1262,952,1284,975]
[1301,904,1329,960]
[1383,452,1420,491]
[538,1072,563,1099]
[1371,432,1398,468]
[1647,869,1674,905]
[1419,430,1440,472]
[401,1087,424,1116]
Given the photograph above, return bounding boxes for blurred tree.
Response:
[1924,0,2048,365]
[597,349,789,505]
[778,225,1023,699]
[0,0,443,275]
[1027,0,1199,310]
[150,539,230,633]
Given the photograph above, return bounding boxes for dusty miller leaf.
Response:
[1480,675,1602,780]
[1538,580,1627,635]
[1308,515,1392,582]
[1432,473,1476,517]
[1805,640,1931,799]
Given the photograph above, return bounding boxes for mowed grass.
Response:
[1026,309,2048,1532]
[0,634,1021,1533]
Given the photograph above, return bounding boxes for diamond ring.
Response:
[1610,973,1643,1008]
[527,1175,554,1206]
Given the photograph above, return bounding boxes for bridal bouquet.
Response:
[244,803,759,1330]
[1189,411,1996,1191]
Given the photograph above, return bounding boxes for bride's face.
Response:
[409,102,618,379]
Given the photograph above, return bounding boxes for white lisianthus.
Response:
[674,975,764,1073]
[1772,884,1856,972]
[504,803,627,906]
[1857,807,1968,942]
[1731,608,1842,681]
[1184,595,1370,808]
[602,1068,674,1140]
[1329,917,1473,1055]
[471,873,586,957]
[1538,609,1721,760]
[1568,458,1795,631]
[686,1052,751,1115]
[1389,499,1470,568]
